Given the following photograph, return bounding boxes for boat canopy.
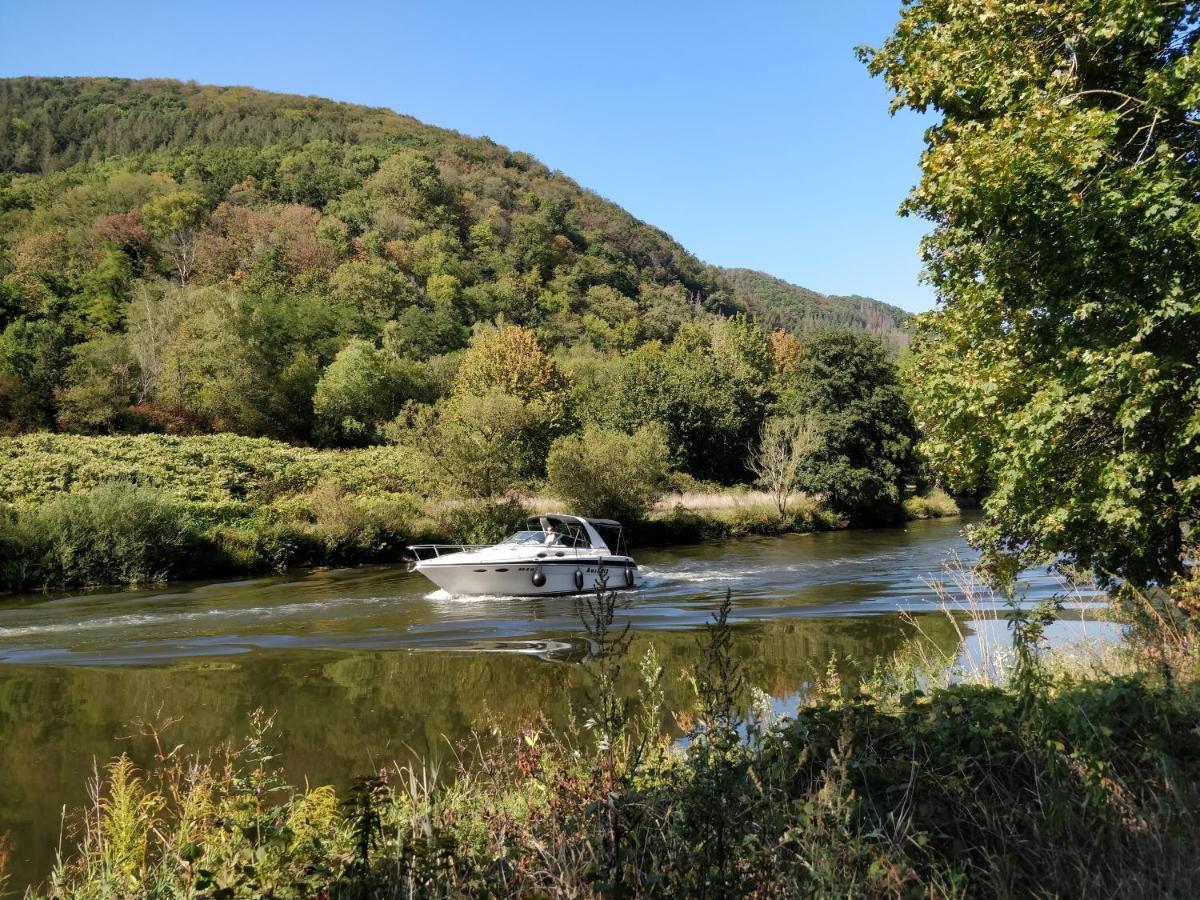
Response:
[524,514,629,555]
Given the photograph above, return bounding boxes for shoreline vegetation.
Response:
[0,433,959,595]
[13,579,1200,898]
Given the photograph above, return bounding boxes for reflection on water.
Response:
[0,515,1111,890]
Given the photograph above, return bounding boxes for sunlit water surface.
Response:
[0,515,1116,891]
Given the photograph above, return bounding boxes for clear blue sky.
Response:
[0,0,935,312]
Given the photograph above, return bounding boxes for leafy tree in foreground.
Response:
[864,0,1199,587]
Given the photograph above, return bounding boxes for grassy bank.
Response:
[20,589,1200,898]
[0,434,851,594]
[0,434,957,593]
[0,433,442,592]
[902,486,960,520]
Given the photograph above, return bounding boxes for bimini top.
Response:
[583,517,622,528]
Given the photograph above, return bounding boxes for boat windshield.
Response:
[504,528,584,547]
[504,530,559,545]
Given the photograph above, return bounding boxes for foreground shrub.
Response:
[0,482,201,590]
[545,423,670,521]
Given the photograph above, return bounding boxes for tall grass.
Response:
[654,488,811,514]
[641,488,834,544]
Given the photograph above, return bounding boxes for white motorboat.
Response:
[409,514,638,597]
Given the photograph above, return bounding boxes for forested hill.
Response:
[0,78,432,172]
[724,268,912,351]
[0,77,901,449]
[0,76,732,317]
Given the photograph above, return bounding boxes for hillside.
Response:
[0,77,904,447]
[724,268,912,351]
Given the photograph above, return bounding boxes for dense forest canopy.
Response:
[0,78,731,430]
[723,268,912,352]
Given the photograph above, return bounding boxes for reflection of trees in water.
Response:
[0,612,964,889]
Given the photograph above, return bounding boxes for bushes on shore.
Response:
[0,483,202,590]
[0,479,425,592]
[0,433,438,591]
[0,431,846,592]
[545,423,670,520]
[904,486,960,520]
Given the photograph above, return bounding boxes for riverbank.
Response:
[0,433,957,594]
[21,585,1198,898]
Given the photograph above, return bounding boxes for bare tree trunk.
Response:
[749,416,821,517]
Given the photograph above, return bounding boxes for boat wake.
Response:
[0,595,389,639]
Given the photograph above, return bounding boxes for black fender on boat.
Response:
[532,566,546,588]
[574,568,584,591]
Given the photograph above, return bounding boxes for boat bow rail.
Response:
[407,543,490,564]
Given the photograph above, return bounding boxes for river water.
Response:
[0,515,1114,891]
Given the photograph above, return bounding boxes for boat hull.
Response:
[415,557,638,597]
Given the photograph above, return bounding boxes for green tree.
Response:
[777,331,917,524]
[383,305,468,360]
[154,296,269,433]
[545,424,670,521]
[55,334,138,433]
[452,325,572,434]
[329,259,413,322]
[709,313,771,392]
[313,341,389,446]
[412,391,544,499]
[364,150,450,229]
[864,0,1199,586]
[141,191,208,286]
[312,340,427,446]
[609,328,764,483]
[277,141,360,208]
[0,317,70,432]
[314,340,412,446]
[70,250,133,332]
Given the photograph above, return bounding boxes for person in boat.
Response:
[542,523,562,545]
